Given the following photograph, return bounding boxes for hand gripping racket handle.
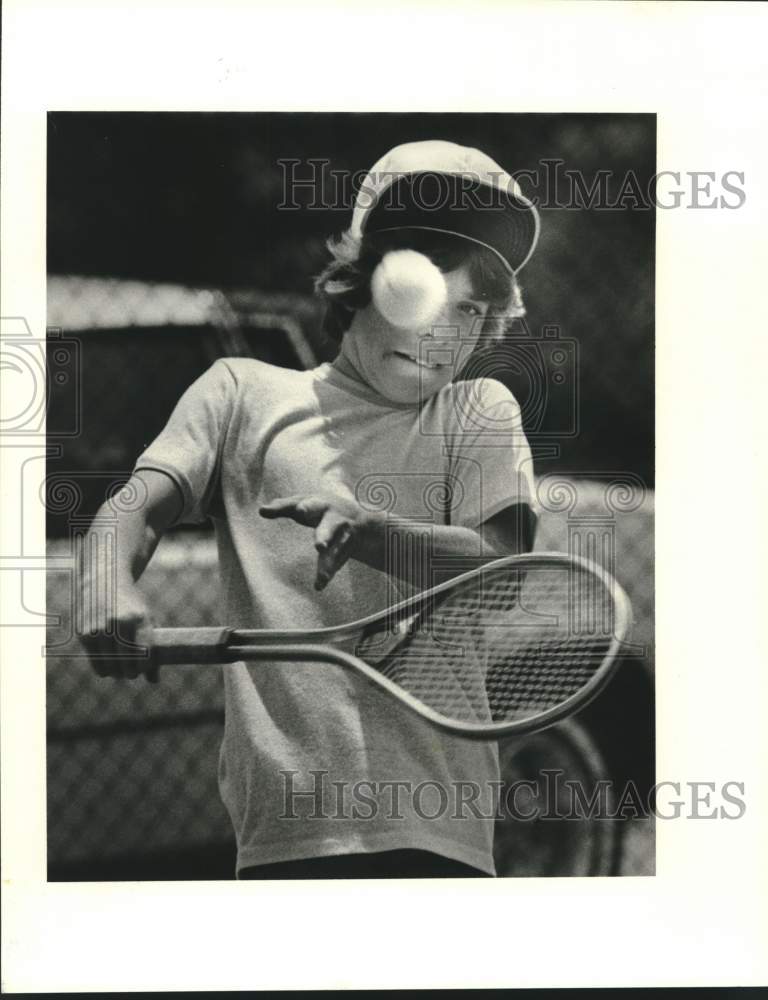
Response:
[144,625,234,664]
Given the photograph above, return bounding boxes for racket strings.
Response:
[355,563,619,725]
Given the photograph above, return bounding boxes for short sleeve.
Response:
[133,358,236,525]
[446,378,538,530]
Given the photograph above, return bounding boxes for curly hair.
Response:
[314,227,526,344]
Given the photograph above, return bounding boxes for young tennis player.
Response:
[79,139,541,878]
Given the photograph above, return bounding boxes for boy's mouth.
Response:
[392,350,449,371]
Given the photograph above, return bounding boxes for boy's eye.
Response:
[458,302,483,317]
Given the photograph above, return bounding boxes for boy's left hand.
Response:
[259,494,373,591]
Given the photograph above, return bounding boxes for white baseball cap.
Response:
[350,139,540,273]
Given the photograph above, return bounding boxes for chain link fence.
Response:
[46,274,654,879]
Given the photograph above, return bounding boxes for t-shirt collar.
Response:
[312,362,427,411]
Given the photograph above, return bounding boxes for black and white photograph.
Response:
[2,1,765,992]
[44,112,655,883]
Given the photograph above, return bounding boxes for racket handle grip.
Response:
[142,626,233,665]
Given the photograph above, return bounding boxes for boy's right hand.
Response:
[76,576,158,682]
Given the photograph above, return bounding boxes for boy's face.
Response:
[339,264,489,405]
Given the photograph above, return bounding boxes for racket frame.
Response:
[149,552,633,740]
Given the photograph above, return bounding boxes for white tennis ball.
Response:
[371,250,448,329]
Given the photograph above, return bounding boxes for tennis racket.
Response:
[145,552,632,740]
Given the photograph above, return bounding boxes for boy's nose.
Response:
[414,325,462,365]
[418,316,457,339]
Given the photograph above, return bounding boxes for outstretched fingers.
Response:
[259,496,327,528]
[260,494,362,590]
[315,515,354,591]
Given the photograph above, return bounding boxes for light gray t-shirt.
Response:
[135,357,537,875]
